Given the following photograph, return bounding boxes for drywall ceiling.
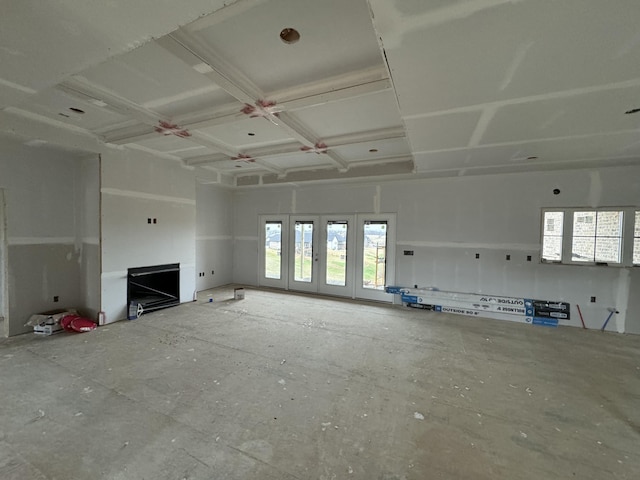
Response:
[1,0,640,186]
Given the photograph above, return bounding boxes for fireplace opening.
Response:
[127,263,180,316]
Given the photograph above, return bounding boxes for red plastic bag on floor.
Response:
[60,315,97,333]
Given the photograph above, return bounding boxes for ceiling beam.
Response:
[58,77,166,125]
[163,29,261,104]
[181,126,408,167]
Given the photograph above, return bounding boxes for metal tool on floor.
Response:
[600,308,618,332]
[576,304,587,329]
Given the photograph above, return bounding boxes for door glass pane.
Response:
[294,221,314,282]
[326,221,348,286]
[264,222,282,279]
[363,221,387,290]
[542,211,563,261]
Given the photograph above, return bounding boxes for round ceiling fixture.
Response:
[369,148,378,153]
[248,132,255,136]
[69,107,85,114]
[527,156,538,160]
[280,28,300,44]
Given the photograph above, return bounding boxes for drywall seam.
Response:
[0,189,7,337]
[396,240,539,251]
[196,235,233,241]
[235,236,258,242]
[614,268,630,333]
[101,187,196,205]
[8,237,76,245]
[82,237,100,245]
[101,270,127,279]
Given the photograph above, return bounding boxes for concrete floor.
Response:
[1,286,639,480]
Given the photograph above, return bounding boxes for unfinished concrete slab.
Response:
[1,286,639,479]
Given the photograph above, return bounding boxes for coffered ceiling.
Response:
[2,0,640,186]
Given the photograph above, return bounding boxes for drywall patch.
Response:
[101,188,196,205]
[301,142,328,154]
[8,237,76,246]
[154,120,191,138]
[588,171,603,207]
[614,268,630,333]
[241,100,282,120]
[232,154,255,163]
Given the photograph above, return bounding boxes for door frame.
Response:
[317,215,356,298]
[354,213,396,302]
[258,215,289,289]
[258,213,396,302]
[288,215,320,293]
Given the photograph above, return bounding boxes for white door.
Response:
[259,213,395,302]
[259,215,289,289]
[317,216,355,297]
[355,214,396,302]
[288,216,319,293]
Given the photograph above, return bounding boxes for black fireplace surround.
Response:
[127,263,180,315]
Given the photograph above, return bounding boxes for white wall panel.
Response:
[0,137,88,335]
[100,149,196,322]
[232,165,640,332]
[196,183,233,290]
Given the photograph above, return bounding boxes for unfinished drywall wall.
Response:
[196,183,233,291]
[0,190,7,337]
[232,165,640,333]
[100,148,196,323]
[0,137,87,335]
[77,156,101,319]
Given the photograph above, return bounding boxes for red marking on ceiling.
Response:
[240,99,282,118]
[154,120,191,138]
[301,142,328,154]
[232,153,255,163]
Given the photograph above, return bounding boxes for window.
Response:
[634,211,640,265]
[571,211,623,263]
[541,207,636,266]
[542,211,563,261]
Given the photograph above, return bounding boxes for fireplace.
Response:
[127,263,180,316]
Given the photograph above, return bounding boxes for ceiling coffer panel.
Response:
[2,0,640,183]
[193,0,383,93]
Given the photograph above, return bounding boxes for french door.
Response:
[259,214,394,302]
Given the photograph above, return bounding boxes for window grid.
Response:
[541,211,563,262]
[541,208,634,266]
[571,211,623,263]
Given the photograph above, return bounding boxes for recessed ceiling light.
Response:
[69,107,85,114]
[58,113,70,118]
[369,148,378,153]
[248,132,255,136]
[527,156,539,160]
[235,165,242,168]
[624,107,640,115]
[280,28,300,44]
